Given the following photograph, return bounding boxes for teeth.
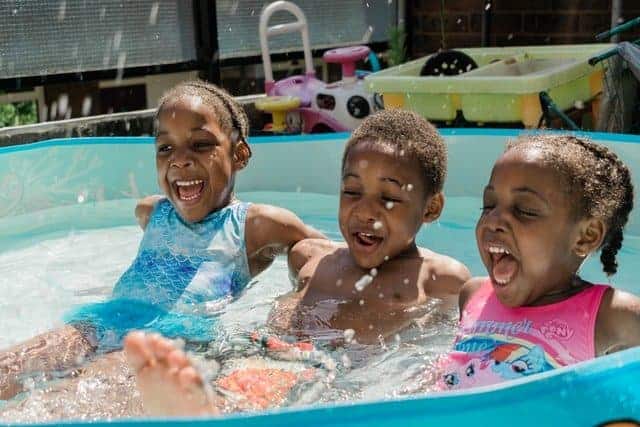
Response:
[495,277,509,285]
[176,180,204,186]
[359,232,375,238]
[180,194,200,201]
[488,246,510,255]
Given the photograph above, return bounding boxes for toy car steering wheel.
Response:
[255,96,301,132]
[323,46,371,79]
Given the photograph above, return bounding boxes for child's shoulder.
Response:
[418,248,471,294]
[457,277,487,313]
[135,195,168,230]
[596,286,640,355]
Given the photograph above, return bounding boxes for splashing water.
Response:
[148,3,159,25]
[355,274,373,292]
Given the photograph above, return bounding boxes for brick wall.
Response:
[409,0,640,57]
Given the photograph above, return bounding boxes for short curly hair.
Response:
[343,109,447,196]
[506,134,634,276]
[156,80,250,150]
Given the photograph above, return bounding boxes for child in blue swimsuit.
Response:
[0,80,323,400]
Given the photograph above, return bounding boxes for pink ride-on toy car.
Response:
[256,0,380,134]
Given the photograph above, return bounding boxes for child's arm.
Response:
[287,238,335,290]
[595,288,640,356]
[430,256,472,296]
[245,204,326,277]
[135,195,165,230]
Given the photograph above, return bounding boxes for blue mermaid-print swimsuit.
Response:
[66,199,252,349]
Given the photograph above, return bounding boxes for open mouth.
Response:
[174,179,205,202]
[352,231,384,252]
[487,244,518,286]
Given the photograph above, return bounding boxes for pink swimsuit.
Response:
[438,279,609,390]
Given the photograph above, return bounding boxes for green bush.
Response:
[387,26,407,67]
[0,100,38,128]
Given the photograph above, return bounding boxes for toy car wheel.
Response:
[347,95,370,119]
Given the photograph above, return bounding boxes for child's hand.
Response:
[135,195,165,230]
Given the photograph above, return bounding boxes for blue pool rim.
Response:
[2,128,640,155]
[2,129,640,426]
[8,346,639,427]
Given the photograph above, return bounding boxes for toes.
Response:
[124,331,154,372]
[148,334,175,362]
[178,366,204,390]
[166,348,190,371]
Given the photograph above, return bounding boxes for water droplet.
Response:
[370,268,378,277]
[190,96,203,110]
[432,274,437,281]
[113,30,123,50]
[507,33,514,40]
[336,278,343,287]
[368,324,374,330]
[99,7,106,20]
[373,220,383,230]
[573,100,585,109]
[58,94,69,117]
[116,52,127,82]
[378,292,384,298]
[230,0,239,15]
[81,96,92,116]
[77,192,86,203]
[149,2,159,25]
[384,255,389,261]
[58,0,66,21]
[457,18,463,24]
[341,354,352,368]
[399,149,405,156]
[403,278,409,285]
[359,299,365,306]
[385,201,394,210]
[344,329,355,342]
[406,184,413,192]
[355,274,373,292]
[12,8,17,15]
[485,2,492,10]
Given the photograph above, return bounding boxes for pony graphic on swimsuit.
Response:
[441,336,556,389]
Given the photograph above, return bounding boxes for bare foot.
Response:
[124,331,221,417]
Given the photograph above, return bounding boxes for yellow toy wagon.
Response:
[365,44,613,128]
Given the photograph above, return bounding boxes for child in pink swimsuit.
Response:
[439,134,640,390]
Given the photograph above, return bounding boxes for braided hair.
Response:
[156,80,250,153]
[506,135,634,275]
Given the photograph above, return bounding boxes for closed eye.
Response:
[515,207,538,217]
[382,196,402,203]
[156,144,172,154]
[193,141,215,150]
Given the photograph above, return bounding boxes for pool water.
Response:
[1,189,639,423]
